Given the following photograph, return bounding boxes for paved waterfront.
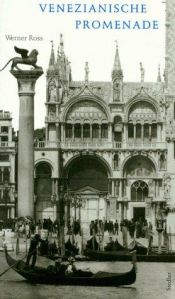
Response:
[0,252,175,299]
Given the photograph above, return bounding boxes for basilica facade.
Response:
[34,1,175,230]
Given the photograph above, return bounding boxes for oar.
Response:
[0,250,27,277]
[130,250,137,272]
[0,243,39,278]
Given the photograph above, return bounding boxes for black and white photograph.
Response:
[0,0,175,298]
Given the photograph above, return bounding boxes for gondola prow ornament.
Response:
[0,46,42,71]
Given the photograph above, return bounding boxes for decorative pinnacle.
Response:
[85,61,89,84]
[112,40,123,80]
[57,46,60,63]
[60,34,64,55]
[140,62,145,83]
[49,40,55,66]
[157,64,162,82]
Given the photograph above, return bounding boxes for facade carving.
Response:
[32,28,175,231]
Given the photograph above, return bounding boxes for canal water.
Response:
[0,253,174,299]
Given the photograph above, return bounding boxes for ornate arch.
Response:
[61,96,111,123]
[34,159,54,177]
[124,95,160,122]
[121,154,158,177]
[63,153,112,178]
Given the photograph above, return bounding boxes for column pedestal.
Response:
[11,69,43,218]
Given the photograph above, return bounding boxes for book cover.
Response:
[0,0,175,298]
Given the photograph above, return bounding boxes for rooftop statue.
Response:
[0,46,42,71]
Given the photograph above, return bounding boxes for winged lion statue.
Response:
[0,46,42,71]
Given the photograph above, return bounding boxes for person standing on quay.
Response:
[121,220,128,248]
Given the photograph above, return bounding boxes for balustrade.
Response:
[0,141,15,148]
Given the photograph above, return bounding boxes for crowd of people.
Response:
[0,217,82,237]
[89,218,153,239]
[1,216,154,246]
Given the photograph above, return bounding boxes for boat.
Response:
[4,247,137,286]
[84,238,147,261]
[84,249,175,262]
[128,240,147,255]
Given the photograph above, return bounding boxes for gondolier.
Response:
[25,234,42,268]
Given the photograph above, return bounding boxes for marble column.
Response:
[158,124,161,142]
[11,69,43,217]
[81,124,83,139]
[90,124,92,140]
[119,180,122,198]
[141,124,144,143]
[125,124,128,143]
[99,125,101,139]
[123,124,126,142]
[45,124,48,143]
[62,124,65,142]
[133,124,136,143]
[61,124,64,142]
[72,124,75,140]
[56,123,59,141]
[112,180,115,196]
[149,124,152,141]
[10,207,15,218]
[108,123,113,143]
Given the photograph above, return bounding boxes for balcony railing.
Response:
[34,140,115,149]
[124,141,167,149]
[34,140,167,150]
[0,111,12,119]
[0,141,15,148]
[34,141,59,148]
[61,140,114,149]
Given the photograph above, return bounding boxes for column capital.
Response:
[10,69,43,94]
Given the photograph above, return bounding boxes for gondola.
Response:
[84,249,175,262]
[128,240,147,255]
[84,238,147,262]
[84,239,175,262]
[4,247,137,286]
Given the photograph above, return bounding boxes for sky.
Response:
[0,0,165,130]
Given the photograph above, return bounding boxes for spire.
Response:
[85,61,89,84]
[157,64,162,82]
[49,40,55,67]
[140,62,145,83]
[60,34,64,55]
[112,41,123,79]
[57,46,60,63]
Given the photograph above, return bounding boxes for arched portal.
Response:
[35,162,53,221]
[65,156,109,225]
[122,155,156,223]
[67,156,109,191]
